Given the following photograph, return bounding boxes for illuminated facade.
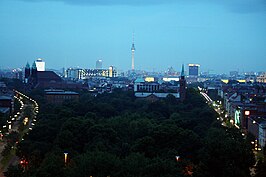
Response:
[134,78,160,92]
[134,64,185,101]
[35,58,45,71]
[66,68,86,80]
[66,67,117,80]
[145,77,155,82]
[234,109,241,127]
[257,73,266,83]
[109,66,114,77]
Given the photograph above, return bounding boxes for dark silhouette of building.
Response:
[188,64,200,76]
[179,64,186,101]
[24,62,30,83]
[45,89,79,104]
[31,62,38,85]
[24,62,64,89]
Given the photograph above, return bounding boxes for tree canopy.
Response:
[11,88,255,177]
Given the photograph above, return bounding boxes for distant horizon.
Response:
[0,63,264,75]
[1,0,266,73]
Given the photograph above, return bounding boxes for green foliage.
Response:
[255,159,266,177]
[4,164,24,177]
[5,131,20,146]
[12,89,255,177]
[1,143,12,157]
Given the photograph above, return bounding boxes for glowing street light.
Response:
[175,156,180,162]
[24,117,29,125]
[64,152,68,165]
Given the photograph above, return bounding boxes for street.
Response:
[0,90,38,176]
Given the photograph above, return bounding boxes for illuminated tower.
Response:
[179,64,186,101]
[131,33,135,71]
[35,58,45,71]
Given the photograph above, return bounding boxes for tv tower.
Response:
[131,33,135,71]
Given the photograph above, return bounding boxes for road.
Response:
[0,90,39,176]
[199,88,258,177]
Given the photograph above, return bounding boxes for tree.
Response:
[196,127,255,177]
[255,159,266,177]
[4,165,24,177]
[71,151,121,177]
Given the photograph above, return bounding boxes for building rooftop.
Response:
[46,91,79,95]
[134,78,145,83]
[135,92,180,98]
[0,107,10,114]
[37,71,62,82]
[0,95,12,100]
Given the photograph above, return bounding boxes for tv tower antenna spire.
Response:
[131,32,135,71]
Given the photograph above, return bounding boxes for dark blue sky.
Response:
[1,0,266,73]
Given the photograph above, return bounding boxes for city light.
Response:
[64,152,68,165]
[175,156,180,162]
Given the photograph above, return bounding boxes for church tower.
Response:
[24,62,30,83]
[179,64,186,101]
[31,62,38,84]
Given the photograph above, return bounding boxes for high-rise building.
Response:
[108,66,117,77]
[188,64,200,76]
[35,58,45,71]
[131,33,135,71]
[96,59,103,69]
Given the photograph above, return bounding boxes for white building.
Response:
[257,73,266,83]
[35,58,45,71]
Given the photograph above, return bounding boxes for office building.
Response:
[96,59,103,69]
[188,64,200,76]
[35,58,45,71]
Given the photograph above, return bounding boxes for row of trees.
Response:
[5,88,255,177]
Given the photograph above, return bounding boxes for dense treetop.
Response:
[7,88,255,177]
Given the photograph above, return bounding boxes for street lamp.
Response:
[64,152,68,165]
[175,156,180,162]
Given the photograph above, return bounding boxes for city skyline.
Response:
[0,0,266,73]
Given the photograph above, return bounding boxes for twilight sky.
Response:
[0,0,266,73]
